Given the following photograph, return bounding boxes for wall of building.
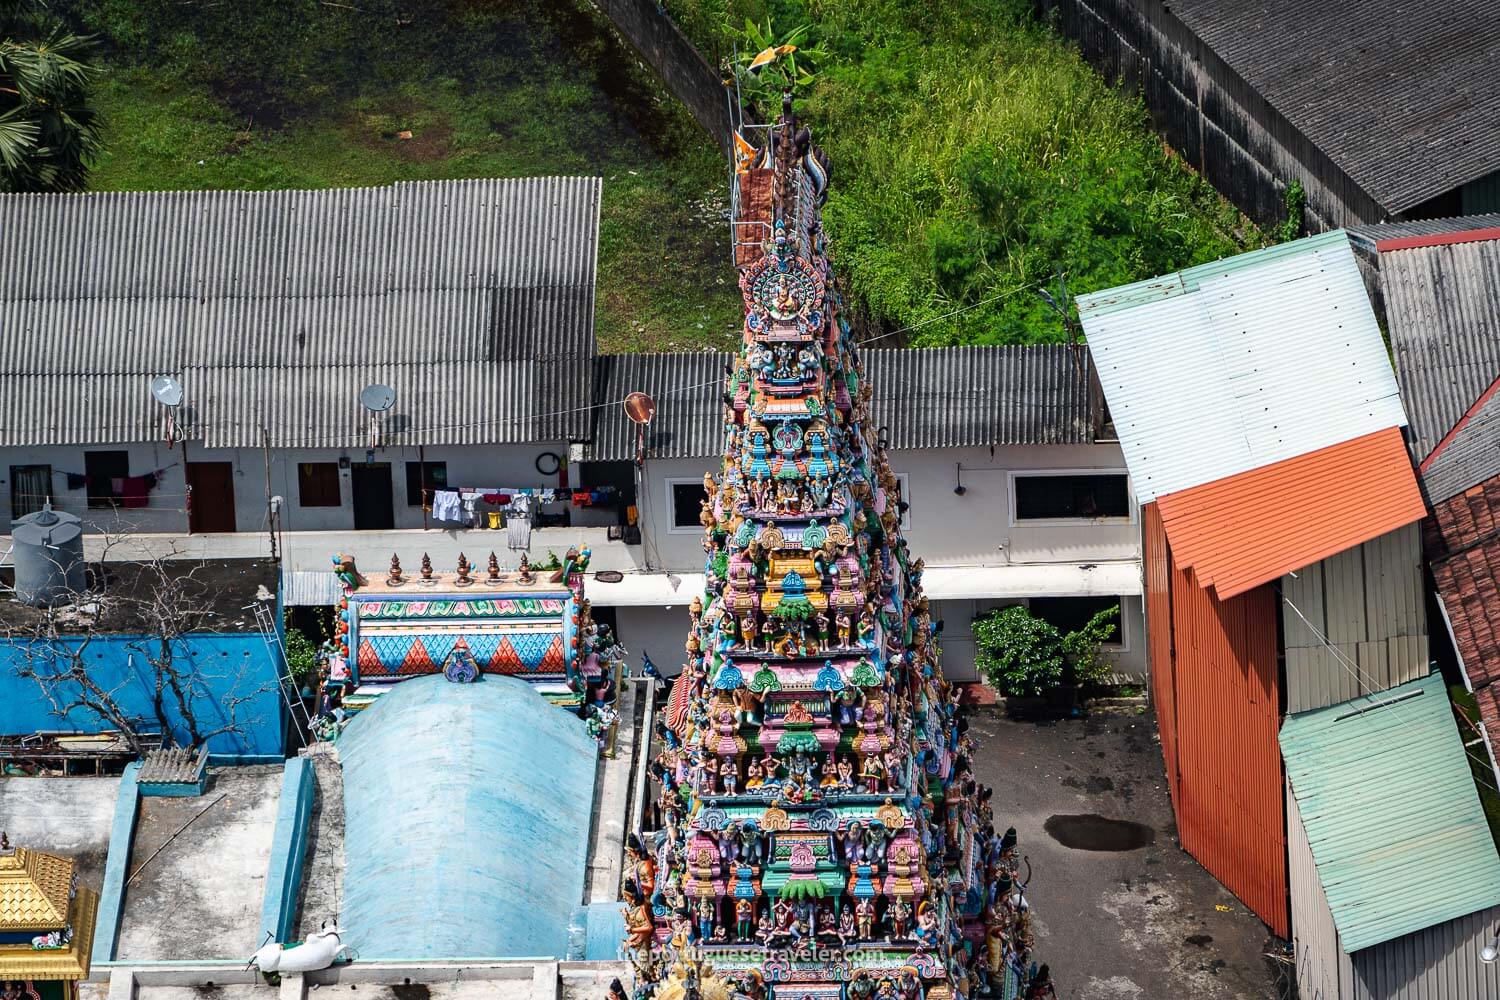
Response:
[1281,522,1430,713]
[934,595,1147,683]
[1037,0,1388,230]
[636,443,1140,573]
[0,633,285,759]
[1287,783,1352,1000]
[615,604,695,677]
[0,441,568,535]
[1143,503,1288,936]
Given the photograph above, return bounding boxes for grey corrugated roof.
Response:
[0,178,600,447]
[1348,214,1500,254]
[1380,235,1500,502]
[588,345,1099,461]
[591,351,733,461]
[282,569,346,607]
[1164,0,1500,214]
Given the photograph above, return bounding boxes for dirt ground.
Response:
[967,705,1294,1000]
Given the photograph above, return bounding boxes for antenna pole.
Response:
[261,426,278,562]
[181,432,191,535]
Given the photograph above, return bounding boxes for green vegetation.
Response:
[64,0,742,352]
[1,0,104,192]
[674,0,1264,343]
[973,602,1118,696]
[1448,685,1500,846]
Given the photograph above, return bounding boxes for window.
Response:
[405,461,448,506]
[1029,596,1125,648]
[668,479,708,532]
[892,472,912,531]
[10,465,52,518]
[84,450,130,509]
[1012,472,1130,522]
[297,463,342,507]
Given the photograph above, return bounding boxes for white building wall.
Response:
[0,441,567,534]
[933,595,1147,683]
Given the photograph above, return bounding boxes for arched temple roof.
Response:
[339,674,597,959]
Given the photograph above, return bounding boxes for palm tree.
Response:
[0,0,103,192]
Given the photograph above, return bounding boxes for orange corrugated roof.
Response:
[1156,427,1427,600]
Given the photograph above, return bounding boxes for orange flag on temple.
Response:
[733,131,756,174]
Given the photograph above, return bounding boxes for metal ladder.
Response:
[247,600,317,748]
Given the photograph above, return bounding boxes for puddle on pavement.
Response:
[1043,813,1156,851]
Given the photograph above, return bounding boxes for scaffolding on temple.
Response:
[622,95,1053,1000]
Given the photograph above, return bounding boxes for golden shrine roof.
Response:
[0,848,73,931]
[0,887,97,981]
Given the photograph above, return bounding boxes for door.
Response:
[186,462,237,533]
[351,463,394,530]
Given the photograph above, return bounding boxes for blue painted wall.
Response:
[92,761,141,968]
[0,633,285,759]
[261,757,315,943]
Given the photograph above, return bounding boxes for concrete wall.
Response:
[0,634,285,759]
[0,441,567,535]
[1037,0,1389,230]
[636,442,1140,573]
[260,758,315,944]
[589,0,735,152]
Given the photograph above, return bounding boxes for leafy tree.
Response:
[974,602,1119,696]
[0,0,103,192]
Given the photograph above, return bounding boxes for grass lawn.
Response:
[80,4,743,354]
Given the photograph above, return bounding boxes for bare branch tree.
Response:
[3,527,279,755]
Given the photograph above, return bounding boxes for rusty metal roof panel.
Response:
[1156,427,1427,600]
[1281,673,1500,952]
[1078,231,1408,504]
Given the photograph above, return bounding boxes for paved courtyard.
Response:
[968,705,1291,1000]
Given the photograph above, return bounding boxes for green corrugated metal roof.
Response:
[1076,229,1350,318]
[1280,674,1500,952]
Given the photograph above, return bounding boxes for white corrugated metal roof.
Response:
[1077,231,1408,502]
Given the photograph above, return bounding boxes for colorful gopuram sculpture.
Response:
[625,97,1049,1000]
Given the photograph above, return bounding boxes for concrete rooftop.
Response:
[0,775,119,892]
[115,765,283,962]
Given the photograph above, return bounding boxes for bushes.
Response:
[670,0,1261,344]
[973,602,1119,697]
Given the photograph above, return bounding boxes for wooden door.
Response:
[186,462,237,533]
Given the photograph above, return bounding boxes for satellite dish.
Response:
[359,384,397,412]
[150,375,183,408]
[624,391,657,425]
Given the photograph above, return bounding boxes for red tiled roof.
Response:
[1156,427,1428,600]
[1429,477,1500,691]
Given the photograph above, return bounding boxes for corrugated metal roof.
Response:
[1380,234,1500,503]
[0,178,601,447]
[281,570,345,607]
[1280,673,1500,953]
[1347,214,1500,254]
[340,673,597,959]
[588,345,1100,461]
[1156,428,1427,600]
[1163,0,1500,214]
[1078,230,1408,504]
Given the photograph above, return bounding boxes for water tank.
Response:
[11,505,86,607]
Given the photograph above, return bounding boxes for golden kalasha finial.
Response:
[387,553,404,586]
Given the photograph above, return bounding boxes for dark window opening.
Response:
[1030,596,1123,645]
[84,451,130,509]
[671,481,707,529]
[298,463,342,507]
[1014,474,1129,520]
[405,461,448,507]
[10,465,52,518]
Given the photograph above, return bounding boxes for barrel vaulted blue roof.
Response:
[338,674,597,960]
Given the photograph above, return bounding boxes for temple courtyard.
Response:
[973,706,1284,999]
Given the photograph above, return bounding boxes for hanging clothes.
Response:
[507,512,532,550]
[121,476,150,509]
[431,489,463,522]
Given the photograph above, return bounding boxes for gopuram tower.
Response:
[624,97,1049,1000]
